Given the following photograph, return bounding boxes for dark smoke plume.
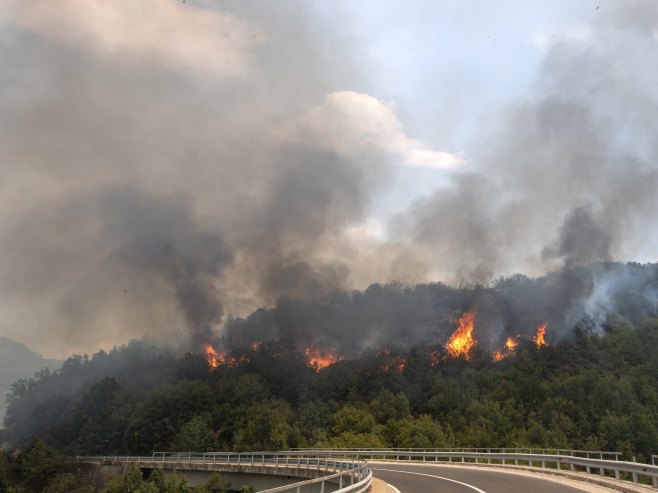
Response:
[1,1,657,357]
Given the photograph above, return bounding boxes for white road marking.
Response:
[373,468,488,493]
[387,482,402,493]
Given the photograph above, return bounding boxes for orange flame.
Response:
[204,343,225,369]
[492,336,518,362]
[534,322,548,347]
[445,311,477,360]
[305,347,343,371]
[505,337,518,351]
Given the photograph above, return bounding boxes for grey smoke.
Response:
[543,205,612,266]
[1,2,658,357]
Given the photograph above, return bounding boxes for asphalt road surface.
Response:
[371,462,591,493]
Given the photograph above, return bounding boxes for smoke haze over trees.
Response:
[0,338,61,423]
[1,1,658,357]
[2,306,657,463]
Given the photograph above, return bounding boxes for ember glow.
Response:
[376,348,408,372]
[534,322,548,347]
[445,311,477,360]
[492,336,519,362]
[305,347,343,371]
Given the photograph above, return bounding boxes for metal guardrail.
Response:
[294,448,658,488]
[291,447,622,460]
[80,452,372,493]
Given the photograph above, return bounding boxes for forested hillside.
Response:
[0,338,61,423]
[2,313,657,462]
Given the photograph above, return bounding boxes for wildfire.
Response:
[445,311,477,360]
[204,343,246,369]
[391,355,407,372]
[376,348,408,373]
[204,343,226,369]
[305,347,343,371]
[534,322,548,347]
[492,336,519,362]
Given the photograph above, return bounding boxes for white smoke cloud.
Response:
[283,91,464,169]
[0,0,263,77]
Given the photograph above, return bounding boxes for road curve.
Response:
[371,462,592,493]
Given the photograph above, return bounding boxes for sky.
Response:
[0,0,657,357]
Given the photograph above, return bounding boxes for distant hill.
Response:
[0,337,61,424]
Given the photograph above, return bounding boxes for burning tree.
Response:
[445,311,477,360]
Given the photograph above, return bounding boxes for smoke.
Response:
[385,2,658,284]
[225,262,658,355]
[1,1,658,357]
[542,205,612,266]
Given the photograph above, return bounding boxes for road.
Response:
[371,462,592,493]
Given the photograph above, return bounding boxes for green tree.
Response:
[102,464,144,493]
[15,440,63,492]
[170,416,217,452]
[234,401,295,451]
[42,473,93,493]
[370,390,411,423]
[161,472,190,493]
[332,406,378,434]
[196,473,229,493]
[387,415,448,448]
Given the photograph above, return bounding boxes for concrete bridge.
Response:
[81,448,658,492]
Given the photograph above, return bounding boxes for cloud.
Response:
[0,0,263,76]
[284,91,464,170]
[530,24,593,50]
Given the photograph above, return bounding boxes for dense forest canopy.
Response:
[2,262,657,465]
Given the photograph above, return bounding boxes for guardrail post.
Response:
[615,469,620,480]
[653,475,657,488]
[320,480,325,493]
[632,472,638,483]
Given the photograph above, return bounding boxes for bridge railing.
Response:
[80,452,372,493]
[291,447,622,460]
[292,448,658,488]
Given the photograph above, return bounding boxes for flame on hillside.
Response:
[376,348,408,373]
[204,343,226,369]
[305,347,343,371]
[492,336,518,362]
[445,311,477,360]
[204,343,247,369]
[534,322,548,347]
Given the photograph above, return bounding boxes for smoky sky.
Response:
[1,1,658,357]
